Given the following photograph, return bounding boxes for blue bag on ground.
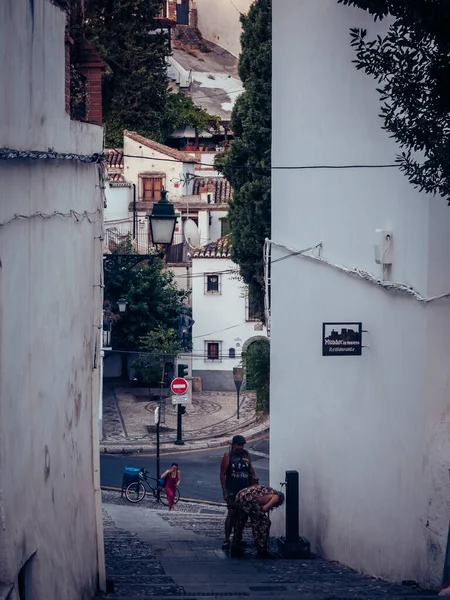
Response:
[121,467,141,494]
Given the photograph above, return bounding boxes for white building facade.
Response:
[195,0,254,57]
[270,0,450,589]
[0,0,105,597]
[191,238,266,391]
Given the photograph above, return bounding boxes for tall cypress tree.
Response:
[216,0,271,317]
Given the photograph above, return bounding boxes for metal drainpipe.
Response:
[132,184,137,239]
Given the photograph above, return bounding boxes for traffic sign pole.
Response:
[171,377,189,395]
[172,375,189,446]
[174,404,185,446]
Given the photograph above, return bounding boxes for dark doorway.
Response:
[176,0,189,25]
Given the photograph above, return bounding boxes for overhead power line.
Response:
[105,148,399,173]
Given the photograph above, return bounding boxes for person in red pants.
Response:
[161,462,180,510]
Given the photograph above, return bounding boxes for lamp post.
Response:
[146,189,177,256]
[155,406,161,501]
[233,367,243,420]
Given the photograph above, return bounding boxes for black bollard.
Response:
[285,470,299,542]
[277,470,311,559]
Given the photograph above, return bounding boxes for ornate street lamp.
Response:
[146,189,177,254]
[118,298,127,313]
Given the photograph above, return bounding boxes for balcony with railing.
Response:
[104,218,189,265]
[104,222,151,255]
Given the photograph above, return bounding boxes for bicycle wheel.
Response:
[158,487,180,507]
[125,481,146,503]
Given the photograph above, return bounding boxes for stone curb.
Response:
[100,421,269,455]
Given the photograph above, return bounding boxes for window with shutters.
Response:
[140,175,163,201]
[205,341,222,362]
[205,273,221,294]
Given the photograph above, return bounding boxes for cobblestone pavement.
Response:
[102,383,260,446]
[97,495,436,600]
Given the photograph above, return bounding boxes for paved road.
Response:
[100,435,269,503]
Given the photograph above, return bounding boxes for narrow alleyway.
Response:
[95,492,437,600]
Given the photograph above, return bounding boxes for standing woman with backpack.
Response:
[220,435,256,549]
[161,463,181,510]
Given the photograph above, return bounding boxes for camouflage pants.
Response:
[234,507,271,552]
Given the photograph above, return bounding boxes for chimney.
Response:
[76,44,104,126]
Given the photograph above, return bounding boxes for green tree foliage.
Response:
[339,0,450,200]
[103,250,186,352]
[133,325,182,387]
[215,0,271,317]
[243,338,270,413]
[81,0,218,146]
[164,93,220,138]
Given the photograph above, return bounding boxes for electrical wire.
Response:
[228,0,244,14]
[169,269,237,280]
[271,242,322,264]
[103,348,245,359]
[0,209,102,229]
[192,321,248,338]
[105,148,399,173]
[267,239,450,304]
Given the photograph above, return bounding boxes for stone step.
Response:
[93,595,316,600]
[94,596,436,600]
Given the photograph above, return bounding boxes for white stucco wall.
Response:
[104,185,132,222]
[209,211,227,242]
[167,265,191,297]
[0,1,104,597]
[197,210,227,247]
[192,258,266,380]
[196,0,254,57]
[194,152,220,177]
[123,135,194,200]
[271,0,450,589]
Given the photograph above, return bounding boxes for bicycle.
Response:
[125,468,180,506]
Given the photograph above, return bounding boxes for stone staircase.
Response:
[97,509,183,598]
[93,503,435,600]
[166,56,191,89]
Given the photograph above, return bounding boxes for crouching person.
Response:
[234,484,285,558]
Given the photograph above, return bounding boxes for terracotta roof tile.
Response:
[192,177,233,204]
[104,148,124,169]
[109,173,130,186]
[191,235,232,258]
[124,131,196,163]
[104,148,130,185]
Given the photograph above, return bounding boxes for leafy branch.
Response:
[341,0,450,201]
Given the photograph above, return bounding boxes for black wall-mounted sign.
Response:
[322,322,362,356]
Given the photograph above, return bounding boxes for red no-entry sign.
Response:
[171,377,188,395]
